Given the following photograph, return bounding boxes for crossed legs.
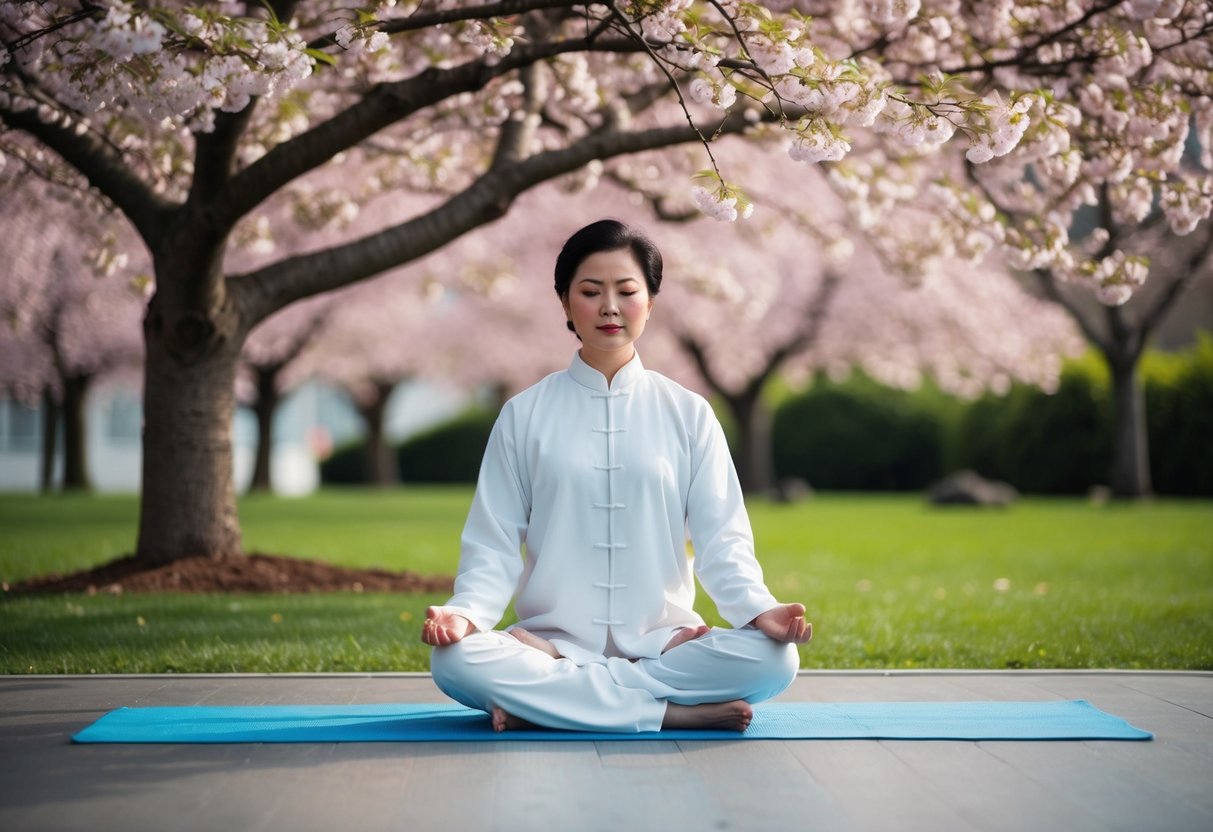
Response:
[429,627,798,734]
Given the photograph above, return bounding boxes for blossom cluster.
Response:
[798,0,1212,305]
[335,25,390,55]
[1161,177,1213,237]
[688,76,737,112]
[1,1,313,133]
[1089,250,1150,307]
[962,94,1035,164]
[691,182,754,222]
[788,123,851,164]
[455,18,518,64]
[610,0,1057,226]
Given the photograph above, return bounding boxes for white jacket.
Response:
[443,351,779,666]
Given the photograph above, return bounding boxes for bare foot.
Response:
[510,628,562,659]
[491,706,538,733]
[662,700,753,732]
[662,624,711,653]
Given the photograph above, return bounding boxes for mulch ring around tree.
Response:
[5,553,455,596]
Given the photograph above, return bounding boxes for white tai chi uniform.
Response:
[429,352,799,732]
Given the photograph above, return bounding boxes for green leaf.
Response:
[305,48,337,67]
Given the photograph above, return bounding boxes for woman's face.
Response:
[561,248,654,365]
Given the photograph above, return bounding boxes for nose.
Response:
[601,290,619,316]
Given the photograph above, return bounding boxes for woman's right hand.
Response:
[421,606,474,646]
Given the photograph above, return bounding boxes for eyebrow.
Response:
[575,276,642,285]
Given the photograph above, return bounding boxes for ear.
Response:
[560,293,572,318]
[646,296,655,318]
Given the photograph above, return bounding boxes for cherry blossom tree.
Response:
[806,0,1213,496]
[2,1,1208,562]
[239,295,334,491]
[0,169,146,490]
[1015,210,1213,497]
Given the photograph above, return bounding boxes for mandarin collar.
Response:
[569,350,645,392]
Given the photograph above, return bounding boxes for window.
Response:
[0,400,42,452]
[104,391,142,444]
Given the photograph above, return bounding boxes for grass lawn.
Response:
[1,489,1211,673]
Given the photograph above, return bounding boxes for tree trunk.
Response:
[1107,352,1152,498]
[60,373,92,491]
[723,389,775,495]
[137,326,243,562]
[487,381,510,412]
[357,381,398,487]
[39,386,59,494]
[135,244,245,563]
[249,366,281,493]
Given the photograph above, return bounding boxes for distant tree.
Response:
[808,2,1213,495]
[293,273,447,486]
[239,296,334,492]
[0,171,145,490]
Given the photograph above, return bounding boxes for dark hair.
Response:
[554,219,663,300]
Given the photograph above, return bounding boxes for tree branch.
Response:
[604,0,724,179]
[678,272,839,401]
[244,305,332,372]
[677,331,726,397]
[623,79,682,116]
[189,106,258,212]
[740,272,840,400]
[218,35,643,227]
[604,170,700,222]
[935,0,1124,76]
[231,113,755,327]
[1033,267,1110,354]
[766,272,840,373]
[490,63,546,169]
[1137,220,1213,349]
[3,3,104,53]
[0,102,173,246]
[306,0,587,50]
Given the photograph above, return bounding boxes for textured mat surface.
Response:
[72,699,1153,743]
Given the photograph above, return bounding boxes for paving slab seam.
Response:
[2,669,1210,681]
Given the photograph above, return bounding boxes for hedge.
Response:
[319,408,497,485]
[770,337,1212,495]
[953,355,1113,494]
[771,373,950,491]
[952,339,1213,495]
[397,408,496,483]
[318,440,369,485]
[1145,334,1213,495]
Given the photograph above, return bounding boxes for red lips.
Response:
[598,325,623,334]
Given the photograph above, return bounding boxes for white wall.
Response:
[0,378,473,495]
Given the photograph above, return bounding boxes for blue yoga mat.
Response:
[72,700,1152,743]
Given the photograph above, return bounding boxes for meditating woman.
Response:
[422,219,812,733]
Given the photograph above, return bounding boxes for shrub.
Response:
[772,374,946,490]
[955,356,1113,494]
[1145,334,1213,495]
[397,408,497,483]
[318,440,370,484]
[318,409,497,486]
[951,339,1213,496]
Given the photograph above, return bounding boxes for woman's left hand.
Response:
[752,603,813,644]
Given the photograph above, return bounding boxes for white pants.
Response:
[429,628,799,733]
